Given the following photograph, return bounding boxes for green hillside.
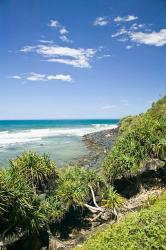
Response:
[103,96,166,180]
[76,191,166,250]
[78,96,166,250]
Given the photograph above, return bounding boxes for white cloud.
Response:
[126,45,133,49]
[48,19,59,28]
[21,44,96,68]
[20,46,35,52]
[130,23,145,31]
[47,58,90,68]
[130,29,166,46]
[38,40,54,44]
[27,73,46,81]
[118,37,128,42]
[93,17,109,26]
[59,27,68,34]
[47,74,72,82]
[26,72,72,82]
[111,17,166,48]
[48,21,71,43]
[97,54,111,59]
[112,28,127,37]
[114,15,138,22]
[9,75,21,79]
[102,105,116,110]
[59,35,72,43]
[48,20,69,38]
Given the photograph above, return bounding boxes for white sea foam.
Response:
[0,124,117,146]
[92,124,110,128]
[0,131,9,135]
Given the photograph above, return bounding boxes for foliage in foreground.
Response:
[0,152,60,235]
[103,96,166,179]
[76,192,166,250]
[0,152,112,248]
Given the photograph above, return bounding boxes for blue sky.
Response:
[0,0,166,119]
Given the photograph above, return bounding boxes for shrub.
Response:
[55,166,104,208]
[76,192,166,250]
[9,151,58,193]
[103,96,166,180]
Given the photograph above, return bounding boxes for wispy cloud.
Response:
[27,72,72,82]
[48,19,71,42]
[47,57,91,68]
[118,37,128,42]
[59,27,68,34]
[27,73,46,81]
[10,73,73,82]
[126,45,133,49]
[47,74,72,82]
[130,29,166,46]
[97,54,111,59]
[38,40,54,44]
[9,75,21,80]
[111,21,166,48]
[93,17,109,26]
[20,43,96,68]
[48,19,59,28]
[112,28,127,37]
[59,35,72,43]
[111,20,147,46]
[20,46,35,52]
[114,15,138,22]
[130,23,145,31]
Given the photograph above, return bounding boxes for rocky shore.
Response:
[70,126,119,168]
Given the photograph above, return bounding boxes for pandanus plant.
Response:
[103,102,166,181]
[55,166,122,222]
[9,151,58,194]
[0,152,60,250]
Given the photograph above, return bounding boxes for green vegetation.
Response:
[0,96,166,249]
[0,152,111,249]
[119,115,137,132]
[103,96,166,180]
[101,186,124,210]
[0,153,60,240]
[75,192,166,250]
[56,166,103,207]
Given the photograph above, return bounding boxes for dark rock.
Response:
[75,234,87,244]
[70,127,119,168]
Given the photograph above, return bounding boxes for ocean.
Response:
[0,119,119,167]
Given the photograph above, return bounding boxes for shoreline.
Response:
[69,126,119,168]
[0,124,119,168]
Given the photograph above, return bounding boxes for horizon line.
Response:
[0,118,121,121]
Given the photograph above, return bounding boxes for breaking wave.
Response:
[0,124,117,146]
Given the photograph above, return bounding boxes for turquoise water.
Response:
[0,119,119,167]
